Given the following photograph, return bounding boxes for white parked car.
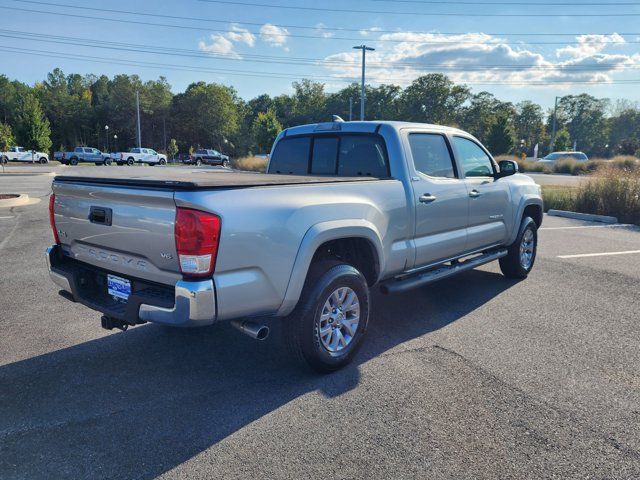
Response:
[1,147,49,164]
[538,151,589,165]
[114,148,167,166]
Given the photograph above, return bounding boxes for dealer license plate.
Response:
[107,274,131,301]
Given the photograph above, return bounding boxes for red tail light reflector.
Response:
[49,194,60,244]
[174,208,221,278]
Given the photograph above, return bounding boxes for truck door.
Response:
[405,132,469,267]
[451,136,511,252]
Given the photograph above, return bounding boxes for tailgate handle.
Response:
[89,206,112,226]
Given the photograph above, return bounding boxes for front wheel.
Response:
[158,158,167,166]
[284,262,370,372]
[499,216,538,279]
[39,157,48,164]
[104,159,112,166]
[195,158,202,166]
[127,158,134,166]
[1,156,8,164]
[222,159,230,168]
[69,158,78,166]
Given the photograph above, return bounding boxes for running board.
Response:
[379,249,508,295]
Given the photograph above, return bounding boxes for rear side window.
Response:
[408,133,456,178]
[338,135,389,177]
[311,137,339,174]
[269,136,311,174]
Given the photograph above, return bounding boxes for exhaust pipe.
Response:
[231,320,270,341]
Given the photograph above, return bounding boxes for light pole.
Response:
[113,134,118,152]
[550,96,560,152]
[352,45,375,121]
[104,125,109,152]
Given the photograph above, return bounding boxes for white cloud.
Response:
[199,24,256,59]
[556,33,625,59]
[359,27,382,37]
[260,24,290,48]
[315,23,334,39]
[322,31,633,88]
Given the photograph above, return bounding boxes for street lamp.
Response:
[352,45,375,121]
[113,134,118,152]
[104,125,109,152]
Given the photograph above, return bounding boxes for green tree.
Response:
[554,128,571,151]
[290,79,327,125]
[514,100,547,155]
[398,74,469,125]
[15,93,52,152]
[556,94,609,155]
[460,92,514,144]
[167,138,179,160]
[0,122,15,151]
[487,115,515,155]
[251,110,282,153]
[171,82,240,152]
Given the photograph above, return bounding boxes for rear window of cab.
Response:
[268,134,390,178]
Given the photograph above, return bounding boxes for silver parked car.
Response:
[46,120,543,371]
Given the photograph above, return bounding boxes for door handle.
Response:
[469,189,481,198]
[419,194,437,203]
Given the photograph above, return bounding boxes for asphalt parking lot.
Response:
[1,170,639,479]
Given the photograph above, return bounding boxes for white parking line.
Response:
[541,224,633,230]
[0,216,15,219]
[558,250,640,259]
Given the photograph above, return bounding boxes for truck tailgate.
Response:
[52,181,181,285]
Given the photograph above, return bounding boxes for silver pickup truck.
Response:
[46,120,543,371]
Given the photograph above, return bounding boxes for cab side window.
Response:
[453,137,495,178]
[408,133,456,179]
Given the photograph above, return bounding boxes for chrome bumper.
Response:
[46,245,216,327]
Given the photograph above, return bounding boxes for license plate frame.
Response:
[107,274,131,301]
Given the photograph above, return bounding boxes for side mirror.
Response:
[497,160,518,178]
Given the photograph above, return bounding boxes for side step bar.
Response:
[379,249,508,295]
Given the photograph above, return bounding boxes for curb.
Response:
[0,171,56,177]
[547,209,618,224]
[0,194,31,208]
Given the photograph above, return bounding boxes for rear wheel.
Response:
[284,262,370,372]
[1,156,8,164]
[499,216,538,279]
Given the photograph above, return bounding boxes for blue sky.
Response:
[1,0,640,109]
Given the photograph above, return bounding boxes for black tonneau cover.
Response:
[53,169,382,190]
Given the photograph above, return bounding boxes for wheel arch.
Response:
[508,196,543,244]
[276,220,384,317]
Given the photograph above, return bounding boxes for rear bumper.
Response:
[46,245,216,327]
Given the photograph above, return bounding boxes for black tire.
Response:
[39,157,48,164]
[104,159,112,166]
[94,162,101,166]
[499,216,538,279]
[284,262,370,373]
[195,158,202,166]
[69,158,78,166]
[116,162,123,166]
[159,158,167,166]
[222,159,230,168]
[1,156,8,164]
[127,158,134,166]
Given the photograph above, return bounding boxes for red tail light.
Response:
[49,194,60,244]
[174,208,221,278]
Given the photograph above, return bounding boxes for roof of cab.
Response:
[283,120,468,137]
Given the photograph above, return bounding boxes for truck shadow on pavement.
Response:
[0,269,517,479]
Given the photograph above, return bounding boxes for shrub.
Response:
[231,156,268,172]
[541,186,576,212]
[574,166,640,225]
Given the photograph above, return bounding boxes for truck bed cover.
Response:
[53,169,383,190]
